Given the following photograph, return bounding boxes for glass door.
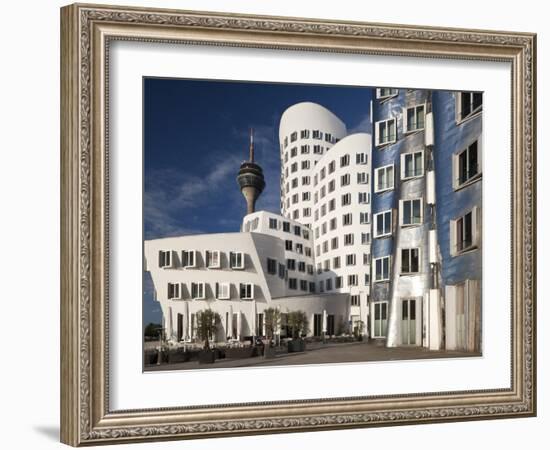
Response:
[401,299,417,345]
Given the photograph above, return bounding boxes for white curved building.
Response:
[279,102,347,227]
[279,103,372,332]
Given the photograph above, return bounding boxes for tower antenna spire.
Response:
[249,128,254,162]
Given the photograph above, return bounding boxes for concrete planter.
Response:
[198,349,216,364]
[225,346,257,359]
[287,339,306,353]
[263,346,277,359]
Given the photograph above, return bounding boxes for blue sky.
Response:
[143,77,373,326]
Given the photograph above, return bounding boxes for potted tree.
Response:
[263,307,281,359]
[353,320,365,341]
[196,309,221,364]
[287,310,308,353]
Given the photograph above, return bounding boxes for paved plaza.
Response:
[144,341,480,372]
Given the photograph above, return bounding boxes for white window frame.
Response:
[341,193,351,206]
[376,88,398,100]
[181,250,197,268]
[358,192,370,204]
[403,103,426,133]
[230,251,245,269]
[206,250,221,269]
[456,91,483,123]
[450,206,481,256]
[356,152,368,164]
[158,250,174,269]
[374,256,391,282]
[341,173,350,186]
[375,118,397,146]
[215,282,231,300]
[167,282,182,300]
[401,248,421,275]
[357,172,369,184]
[360,212,369,224]
[374,164,394,193]
[191,282,205,300]
[240,283,254,300]
[373,209,393,238]
[400,150,424,180]
[453,139,482,190]
[400,198,423,227]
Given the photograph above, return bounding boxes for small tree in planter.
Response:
[287,310,309,353]
[263,307,281,358]
[196,309,221,364]
[353,320,365,341]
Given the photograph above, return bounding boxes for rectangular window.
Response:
[348,275,358,286]
[325,132,333,143]
[289,278,297,290]
[287,258,296,270]
[300,145,310,154]
[229,251,244,269]
[455,140,481,188]
[278,263,286,278]
[375,164,394,192]
[343,213,352,226]
[328,161,336,173]
[356,153,368,164]
[333,256,341,269]
[363,253,371,265]
[401,198,423,226]
[215,282,230,300]
[290,131,298,142]
[357,172,369,184]
[300,280,308,291]
[404,104,425,132]
[341,193,351,206]
[401,248,420,274]
[283,222,290,232]
[291,162,298,173]
[335,276,343,289]
[285,240,293,251]
[167,282,181,300]
[361,232,371,245]
[191,282,205,300]
[290,147,297,158]
[344,233,354,246]
[341,174,350,186]
[313,145,323,154]
[303,207,311,217]
[351,295,360,306]
[358,192,370,204]
[401,151,424,179]
[346,253,356,266]
[301,160,310,170]
[301,129,310,139]
[375,118,397,146]
[360,212,369,224]
[295,243,303,254]
[322,241,328,253]
[240,283,254,299]
[340,154,350,167]
[298,261,306,272]
[307,264,314,275]
[182,250,197,268]
[331,237,338,250]
[206,250,220,268]
[267,258,277,274]
[269,218,278,229]
[302,179,310,189]
[374,256,391,281]
[451,207,480,255]
[158,250,173,268]
[323,259,330,271]
[377,87,398,99]
[457,91,483,122]
[312,130,322,139]
[309,282,316,293]
[326,278,333,291]
[374,210,392,238]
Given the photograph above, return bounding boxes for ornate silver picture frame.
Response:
[60,3,536,446]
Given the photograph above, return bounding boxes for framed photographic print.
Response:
[60,3,537,446]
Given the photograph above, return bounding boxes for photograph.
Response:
[142,79,483,371]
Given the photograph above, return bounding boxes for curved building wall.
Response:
[279,102,347,228]
[371,89,432,347]
[310,133,372,317]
